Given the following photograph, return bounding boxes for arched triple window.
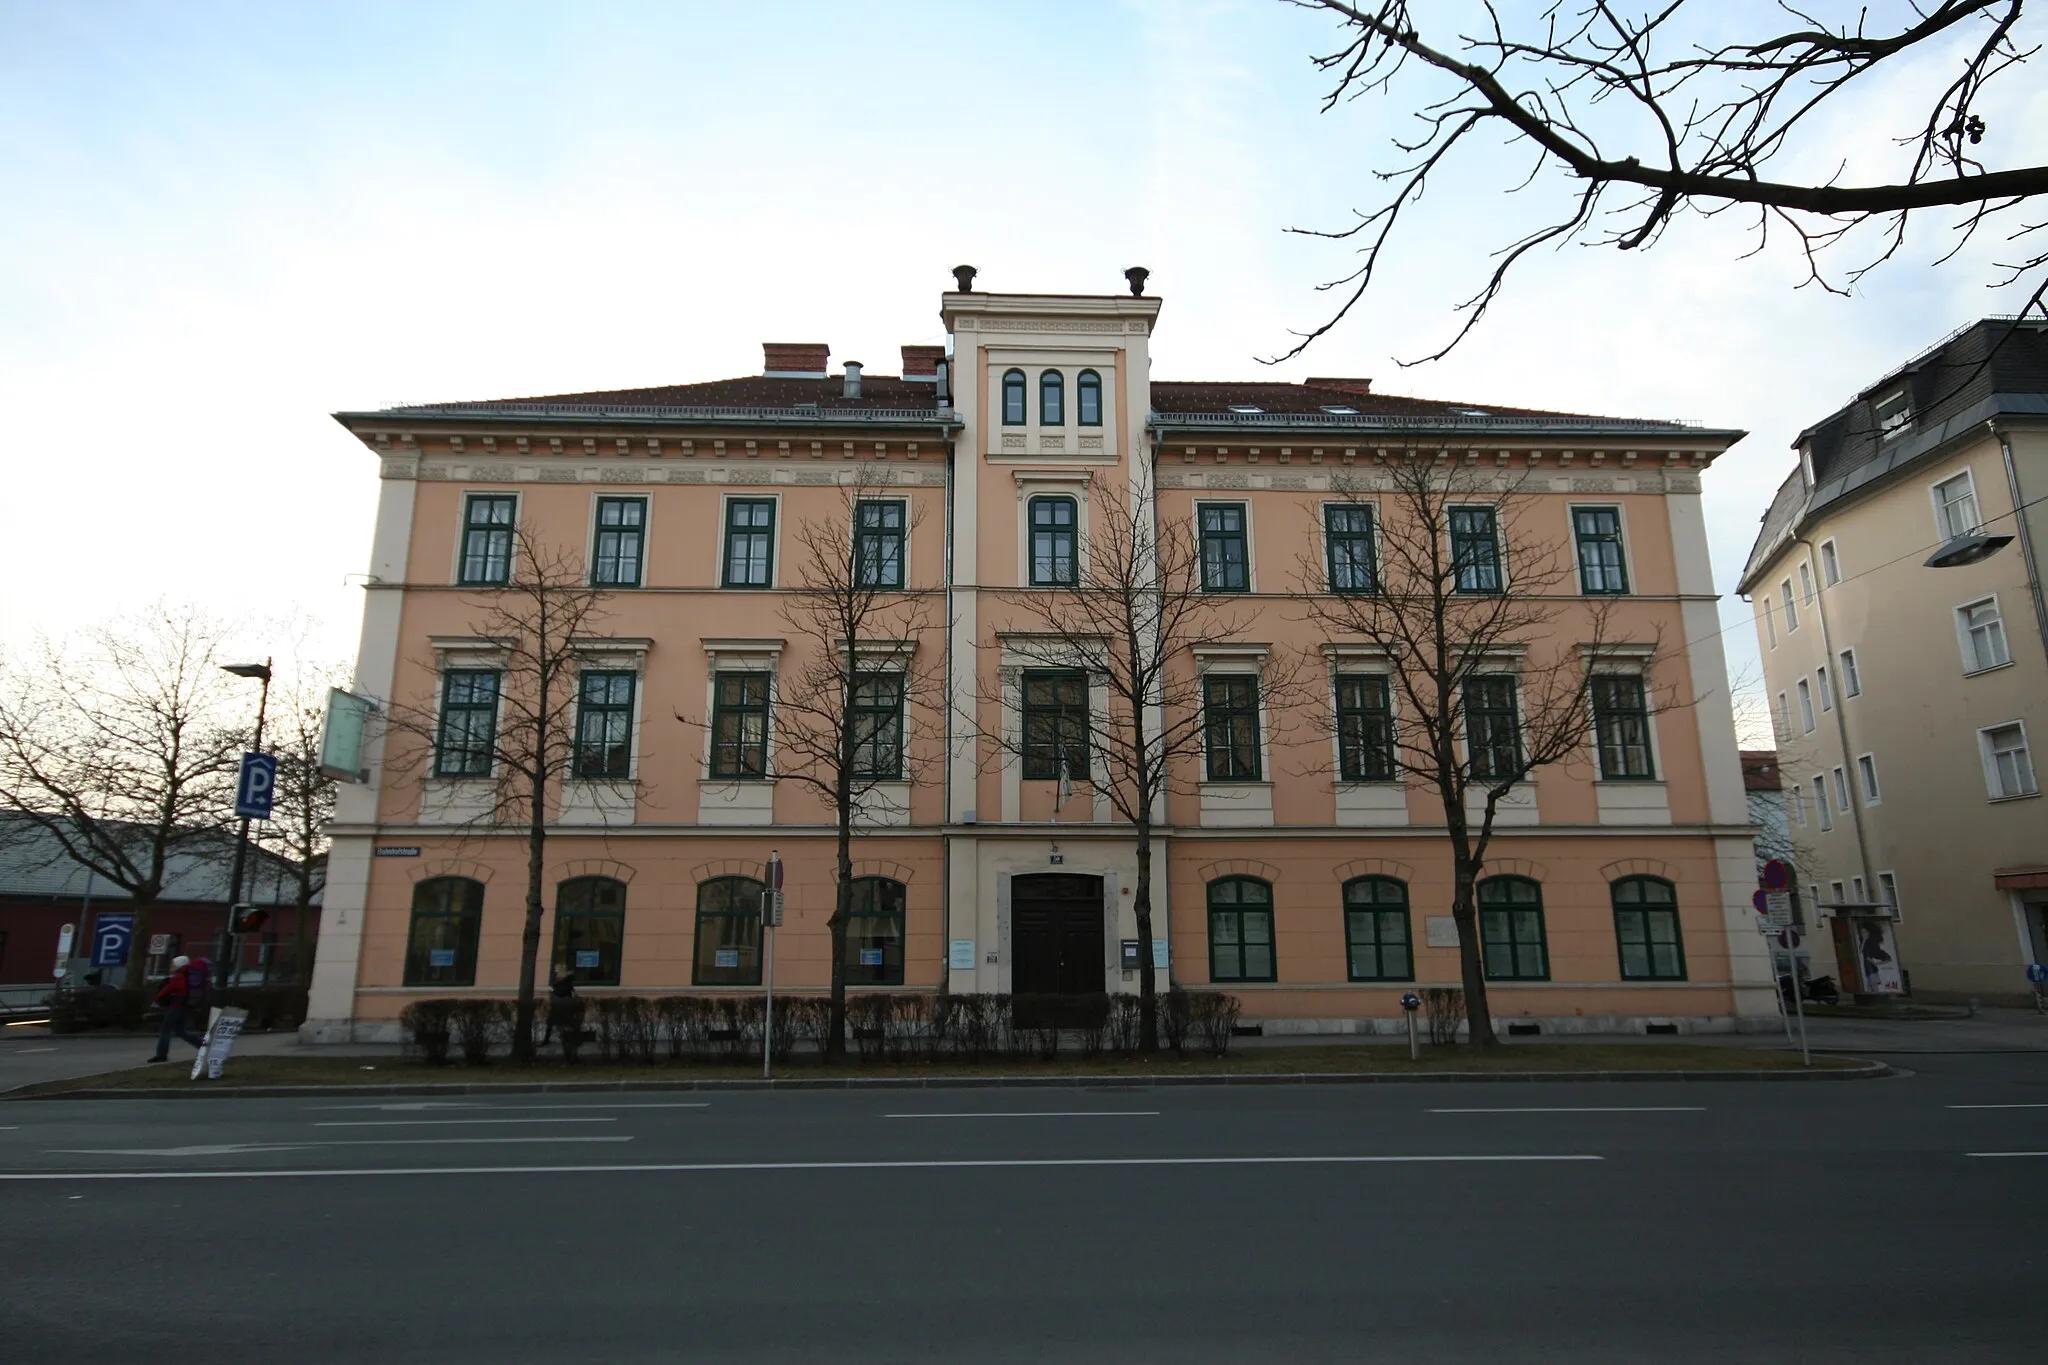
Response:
[1343,876,1412,981]
[1612,876,1685,980]
[404,877,484,987]
[1039,370,1065,426]
[844,877,907,986]
[1077,369,1102,426]
[694,876,764,986]
[553,876,626,986]
[1002,369,1027,426]
[1478,876,1547,980]
[1207,876,1275,983]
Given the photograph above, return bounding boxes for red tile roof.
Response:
[1147,380,1622,422]
[1740,750,1782,792]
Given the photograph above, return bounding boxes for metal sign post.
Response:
[1779,927,1810,1066]
[1400,991,1422,1062]
[763,851,783,1081]
[1756,891,1795,1049]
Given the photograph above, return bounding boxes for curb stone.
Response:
[7,1059,1891,1100]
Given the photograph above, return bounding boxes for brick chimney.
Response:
[763,343,829,379]
[1305,376,1373,396]
[900,345,946,383]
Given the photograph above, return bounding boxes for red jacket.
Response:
[154,960,209,1007]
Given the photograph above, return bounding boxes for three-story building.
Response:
[306,273,1770,1041]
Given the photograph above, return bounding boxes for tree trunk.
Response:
[513,764,546,1063]
[1451,865,1498,1046]
[1132,817,1159,1052]
[124,900,157,995]
[824,793,853,1062]
[293,874,315,992]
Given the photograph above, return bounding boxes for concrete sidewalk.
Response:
[0,1028,391,1093]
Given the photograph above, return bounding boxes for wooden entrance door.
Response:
[1011,873,1105,997]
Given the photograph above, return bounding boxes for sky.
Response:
[3,0,2042,742]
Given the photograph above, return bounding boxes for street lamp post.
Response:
[222,660,273,987]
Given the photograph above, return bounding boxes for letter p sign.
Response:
[235,752,278,820]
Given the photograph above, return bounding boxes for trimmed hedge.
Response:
[398,990,1244,1066]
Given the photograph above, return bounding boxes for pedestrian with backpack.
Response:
[147,954,211,1063]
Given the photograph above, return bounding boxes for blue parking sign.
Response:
[235,752,278,820]
[92,912,135,967]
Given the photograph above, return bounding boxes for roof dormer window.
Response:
[1228,404,1264,414]
[1320,405,1359,415]
[1875,389,1912,440]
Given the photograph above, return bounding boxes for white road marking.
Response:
[4,1046,58,1055]
[1428,1106,1707,1114]
[304,1101,711,1112]
[1948,1104,2048,1110]
[51,1136,635,1156]
[0,1152,1602,1181]
[1967,1151,2048,1158]
[884,1111,1161,1119]
[311,1117,618,1128]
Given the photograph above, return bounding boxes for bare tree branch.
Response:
[1281,0,2047,362]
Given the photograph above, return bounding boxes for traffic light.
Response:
[234,907,271,934]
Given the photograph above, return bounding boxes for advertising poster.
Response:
[1857,919,1904,994]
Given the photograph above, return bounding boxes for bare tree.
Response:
[985,479,1305,1052]
[1284,1,2047,362]
[0,606,244,991]
[379,529,613,1061]
[253,657,348,988]
[708,471,946,1062]
[1292,461,1668,1044]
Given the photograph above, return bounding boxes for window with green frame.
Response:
[403,877,484,987]
[722,498,775,587]
[1198,503,1249,592]
[709,672,771,778]
[591,496,646,587]
[552,876,626,986]
[1002,369,1027,425]
[1028,496,1077,586]
[1076,369,1102,426]
[1207,876,1275,982]
[1021,670,1089,780]
[1479,876,1548,980]
[1463,675,1521,780]
[694,876,763,985]
[1573,506,1630,594]
[1449,505,1502,594]
[1324,504,1378,593]
[844,876,906,985]
[850,671,904,780]
[458,494,516,585]
[572,671,635,780]
[1592,675,1655,780]
[1203,674,1262,781]
[1335,674,1395,781]
[854,499,906,588]
[1612,876,1685,980]
[1343,877,1412,981]
[1039,369,1065,425]
[434,670,499,777]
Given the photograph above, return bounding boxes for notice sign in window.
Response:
[858,948,884,966]
[714,949,740,969]
[574,950,601,969]
[428,949,456,968]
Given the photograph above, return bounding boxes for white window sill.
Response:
[1987,790,2041,804]
[1962,660,2016,679]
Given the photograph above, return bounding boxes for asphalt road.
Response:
[4,1052,2045,1364]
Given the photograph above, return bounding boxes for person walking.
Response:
[147,954,210,1063]
[541,965,577,1046]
